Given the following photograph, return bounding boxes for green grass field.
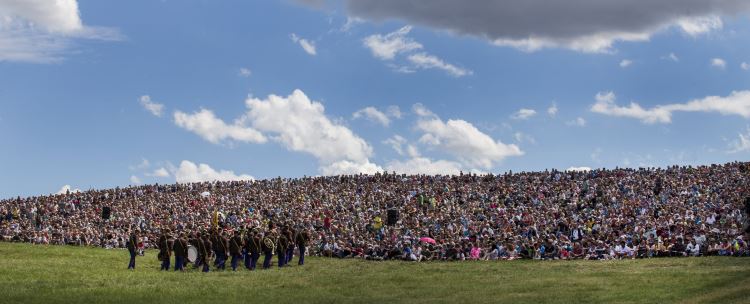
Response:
[0,243,748,304]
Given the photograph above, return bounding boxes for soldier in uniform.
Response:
[296,227,309,265]
[200,232,212,272]
[211,230,221,267]
[189,231,201,269]
[127,229,139,270]
[285,225,295,265]
[277,227,289,267]
[158,229,172,271]
[246,229,262,270]
[229,230,243,271]
[173,232,188,271]
[261,229,275,269]
[216,231,229,270]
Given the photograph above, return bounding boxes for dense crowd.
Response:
[2,161,749,262]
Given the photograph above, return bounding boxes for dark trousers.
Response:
[230,254,241,271]
[160,256,170,271]
[213,250,220,266]
[128,250,136,269]
[298,245,306,265]
[202,257,210,272]
[277,250,286,267]
[174,256,184,271]
[247,252,260,270]
[263,251,272,269]
[217,252,226,270]
[286,247,294,265]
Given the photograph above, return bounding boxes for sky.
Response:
[0,0,749,198]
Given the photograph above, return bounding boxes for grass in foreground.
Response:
[0,243,748,304]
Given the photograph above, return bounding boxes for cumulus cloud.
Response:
[619,59,633,68]
[663,52,680,62]
[711,58,727,69]
[174,160,253,183]
[353,106,391,126]
[511,108,537,120]
[147,167,170,178]
[56,185,80,195]
[383,134,420,157]
[129,175,142,185]
[174,108,267,144]
[384,157,463,175]
[386,105,402,119]
[324,0,750,53]
[414,104,523,169]
[741,62,749,71]
[590,90,750,124]
[728,126,750,153]
[139,95,164,117]
[0,0,120,63]
[290,33,317,55]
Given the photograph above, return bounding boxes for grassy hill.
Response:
[0,243,748,304]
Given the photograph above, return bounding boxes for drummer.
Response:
[173,232,188,271]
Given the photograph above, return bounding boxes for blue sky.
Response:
[1,0,749,198]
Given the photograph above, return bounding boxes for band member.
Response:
[245,229,261,270]
[229,230,243,271]
[189,232,202,269]
[127,229,139,270]
[200,232,212,273]
[158,229,172,271]
[261,230,275,269]
[211,230,221,267]
[285,225,295,265]
[217,231,229,270]
[296,227,309,265]
[173,232,188,271]
[277,228,289,267]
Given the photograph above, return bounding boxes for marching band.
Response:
[128,221,310,272]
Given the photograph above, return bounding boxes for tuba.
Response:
[263,236,275,252]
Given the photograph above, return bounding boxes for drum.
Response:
[187,245,198,263]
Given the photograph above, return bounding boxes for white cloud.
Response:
[728,126,750,153]
[139,95,164,117]
[407,53,472,77]
[619,59,633,68]
[566,117,586,127]
[415,104,523,169]
[547,103,558,117]
[319,160,383,175]
[363,26,422,60]
[513,132,536,144]
[383,135,420,158]
[711,58,727,69]
[353,106,391,126]
[677,15,723,36]
[55,185,80,195]
[384,157,463,175]
[386,105,402,119]
[591,90,750,124]
[129,158,150,171]
[243,89,381,174]
[663,52,679,62]
[290,33,317,55]
[129,175,142,185]
[413,103,435,117]
[238,67,252,77]
[147,167,170,178]
[566,166,592,172]
[174,160,253,183]
[0,0,120,63]
[511,108,537,120]
[174,108,267,144]
[741,62,749,71]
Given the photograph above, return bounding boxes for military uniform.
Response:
[229,232,243,271]
[127,232,138,270]
[277,232,288,267]
[200,235,212,272]
[295,229,310,265]
[261,231,275,269]
[158,231,172,271]
[245,231,261,270]
[173,235,188,271]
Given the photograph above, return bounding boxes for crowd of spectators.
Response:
[2,161,749,261]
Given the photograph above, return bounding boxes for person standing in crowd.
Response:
[200,232,212,273]
[296,226,309,265]
[173,232,187,272]
[127,229,138,270]
[158,229,172,271]
[262,229,275,269]
[245,229,261,270]
[229,230,243,271]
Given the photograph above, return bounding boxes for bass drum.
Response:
[187,245,198,263]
